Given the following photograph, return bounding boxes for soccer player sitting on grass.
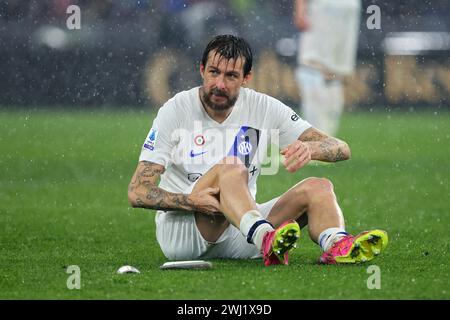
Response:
[128,35,388,266]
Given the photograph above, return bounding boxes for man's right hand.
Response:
[188,187,222,215]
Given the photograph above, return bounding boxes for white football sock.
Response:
[239,210,274,251]
[318,227,348,252]
[251,223,274,251]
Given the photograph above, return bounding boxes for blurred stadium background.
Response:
[1,1,449,300]
[0,0,448,109]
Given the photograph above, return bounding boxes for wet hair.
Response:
[201,35,253,77]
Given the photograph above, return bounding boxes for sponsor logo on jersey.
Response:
[187,173,202,182]
[189,150,207,157]
[291,113,299,121]
[144,128,158,151]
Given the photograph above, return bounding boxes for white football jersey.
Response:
[298,0,361,75]
[139,87,311,199]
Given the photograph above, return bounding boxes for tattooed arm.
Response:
[128,161,220,214]
[298,127,351,162]
[281,127,350,172]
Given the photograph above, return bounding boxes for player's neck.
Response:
[203,105,233,124]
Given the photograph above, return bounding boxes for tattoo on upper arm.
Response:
[129,162,163,189]
[139,162,165,182]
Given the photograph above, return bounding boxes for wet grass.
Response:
[0,109,449,299]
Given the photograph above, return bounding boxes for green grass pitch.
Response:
[0,109,449,299]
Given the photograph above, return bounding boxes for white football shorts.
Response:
[155,197,280,261]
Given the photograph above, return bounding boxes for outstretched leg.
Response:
[264,177,388,264]
[266,177,344,242]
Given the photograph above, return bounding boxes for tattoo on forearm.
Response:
[135,198,145,207]
[139,186,192,211]
[299,128,349,162]
[318,138,347,162]
[129,162,193,211]
[334,147,347,162]
[300,130,325,142]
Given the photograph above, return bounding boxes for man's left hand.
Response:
[280,140,311,172]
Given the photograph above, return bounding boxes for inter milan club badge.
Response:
[194,134,205,146]
[238,141,252,155]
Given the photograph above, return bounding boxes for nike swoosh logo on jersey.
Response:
[189,150,207,157]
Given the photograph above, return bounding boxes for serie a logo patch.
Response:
[144,128,158,151]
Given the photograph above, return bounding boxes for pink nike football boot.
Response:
[319,230,388,264]
[262,220,301,266]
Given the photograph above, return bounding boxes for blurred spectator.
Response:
[0,0,448,107]
[294,0,361,137]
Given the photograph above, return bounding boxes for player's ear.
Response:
[242,71,252,85]
[200,64,205,79]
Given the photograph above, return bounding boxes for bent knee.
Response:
[217,156,247,176]
[193,157,247,191]
[295,177,334,197]
[219,156,245,166]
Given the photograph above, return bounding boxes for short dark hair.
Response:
[201,35,253,77]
